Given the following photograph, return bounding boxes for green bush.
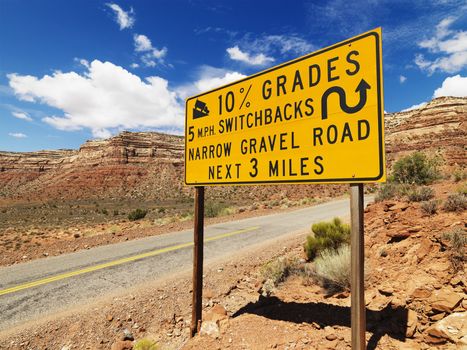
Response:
[443,194,467,212]
[304,218,350,261]
[391,152,440,185]
[128,208,148,221]
[408,186,435,202]
[314,244,351,293]
[204,201,228,218]
[134,339,159,350]
[420,200,438,215]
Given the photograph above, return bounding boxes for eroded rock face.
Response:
[385,96,467,167]
[0,97,465,202]
[0,132,185,201]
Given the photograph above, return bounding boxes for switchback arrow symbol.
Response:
[321,79,371,120]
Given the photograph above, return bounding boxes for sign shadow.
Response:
[232,295,409,350]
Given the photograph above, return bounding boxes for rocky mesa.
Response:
[0,96,465,203]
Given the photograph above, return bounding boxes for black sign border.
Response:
[185,29,384,186]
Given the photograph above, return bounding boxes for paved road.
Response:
[0,197,369,331]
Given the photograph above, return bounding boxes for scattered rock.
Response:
[110,340,133,350]
[204,304,228,323]
[430,312,445,321]
[450,275,463,286]
[406,310,418,338]
[200,320,220,338]
[386,230,411,240]
[107,315,114,322]
[388,203,409,211]
[204,288,214,299]
[378,285,394,296]
[415,238,433,263]
[407,226,422,233]
[121,328,134,341]
[411,287,432,299]
[430,289,463,313]
[426,312,467,345]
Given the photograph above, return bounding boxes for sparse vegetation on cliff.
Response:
[391,151,440,185]
[443,193,467,212]
[128,208,148,221]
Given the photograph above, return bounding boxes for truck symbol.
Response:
[193,99,209,119]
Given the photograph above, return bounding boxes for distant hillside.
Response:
[0,96,465,204]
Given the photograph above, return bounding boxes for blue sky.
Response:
[1,0,466,151]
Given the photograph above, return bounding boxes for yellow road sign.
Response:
[185,28,385,185]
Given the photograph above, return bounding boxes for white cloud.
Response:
[12,111,33,121]
[176,66,246,99]
[9,132,27,138]
[257,35,314,55]
[130,63,139,69]
[399,75,407,83]
[416,16,467,74]
[433,75,467,97]
[106,3,134,30]
[8,60,183,138]
[134,34,152,52]
[401,102,427,112]
[133,34,168,67]
[227,46,274,66]
[227,34,313,66]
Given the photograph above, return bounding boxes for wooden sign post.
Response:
[191,186,204,337]
[350,183,365,349]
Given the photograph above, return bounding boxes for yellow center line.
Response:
[0,226,260,297]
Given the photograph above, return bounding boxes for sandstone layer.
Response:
[0,97,465,203]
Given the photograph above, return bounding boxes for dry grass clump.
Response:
[260,257,299,287]
[442,227,467,272]
[314,245,351,293]
[408,186,434,202]
[443,193,467,212]
[420,200,438,215]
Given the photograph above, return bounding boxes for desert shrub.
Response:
[452,168,467,182]
[408,186,435,202]
[304,218,350,260]
[443,193,467,212]
[457,184,467,196]
[442,227,467,272]
[113,209,119,216]
[260,257,299,287]
[421,200,438,215]
[314,245,351,292]
[204,201,228,218]
[391,152,440,185]
[101,208,108,215]
[134,339,159,350]
[128,208,147,221]
[375,182,398,202]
